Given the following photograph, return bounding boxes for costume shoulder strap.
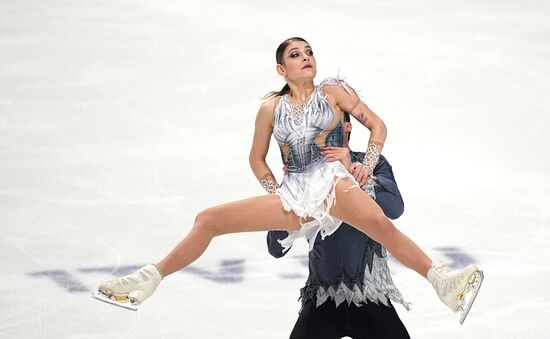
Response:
[318,77,353,95]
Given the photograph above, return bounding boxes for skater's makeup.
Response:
[287,46,314,59]
[275,37,309,66]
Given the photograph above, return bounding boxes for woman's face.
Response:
[277,40,317,82]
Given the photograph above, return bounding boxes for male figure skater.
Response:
[267,113,411,339]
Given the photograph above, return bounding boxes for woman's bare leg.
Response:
[97,179,480,317]
[330,179,432,277]
[156,194,302,277]
[330,181,484,322]
[95,194,303,307]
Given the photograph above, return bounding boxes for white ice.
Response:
[1,0,549,338]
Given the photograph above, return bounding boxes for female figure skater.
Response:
[95,37,483,324]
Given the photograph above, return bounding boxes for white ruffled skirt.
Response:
[275,161,359,251]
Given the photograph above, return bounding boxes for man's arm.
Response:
[266,231,291,258]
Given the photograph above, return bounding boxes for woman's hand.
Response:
[321,146,353,172]
[350,162,370,187]
[322,146,370,187]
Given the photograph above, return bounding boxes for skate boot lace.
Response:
[429,261,468,300]
[432,263,456,281]
[113,267,155,286]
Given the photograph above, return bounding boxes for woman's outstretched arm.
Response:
[249,98,280,193]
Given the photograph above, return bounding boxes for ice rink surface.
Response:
[1,0,549,338]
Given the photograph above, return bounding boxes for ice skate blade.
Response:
[459,270,484,325]
[92,290,138,311]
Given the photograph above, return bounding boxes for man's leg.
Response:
[347,301,410,339]
[289,300,347,339]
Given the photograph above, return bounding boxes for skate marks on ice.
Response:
[80,260,245,283]
[432,246,477,268]
[27,246,476,294]
[28,260,245,294]
[28,270,88,293]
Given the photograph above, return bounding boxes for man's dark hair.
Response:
[344,112,351,141]
[343,111,350,122]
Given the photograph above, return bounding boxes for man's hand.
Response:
[321,146,353,173]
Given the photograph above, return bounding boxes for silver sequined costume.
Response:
[273,78,358,251]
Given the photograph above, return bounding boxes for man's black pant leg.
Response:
[289,300,347,339]
[289,300,410,339]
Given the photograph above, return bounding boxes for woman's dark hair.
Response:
[264,37,309,100]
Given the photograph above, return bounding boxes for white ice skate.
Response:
[427,260,484,325]
[92,264,163,311]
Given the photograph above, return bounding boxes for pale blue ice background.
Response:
[1,0,549,338]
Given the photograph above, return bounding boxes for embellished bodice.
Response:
[272,79,344,173]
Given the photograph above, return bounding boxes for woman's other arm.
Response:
[249,99,279,193]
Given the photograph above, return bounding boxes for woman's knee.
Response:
[193,207,220,236]
[367,211,397,238]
